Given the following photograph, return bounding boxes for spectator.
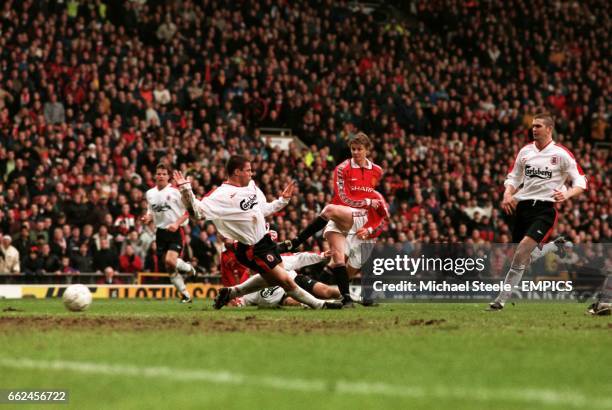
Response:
[138,221,156,256]
[0,234,20,274]
[13,224,32,265]
[191,231,217,273]
[96,267,125,285]
[114,204,136,236]
[121,230,147,261]
[119,244,143,274]
[23,247,44,276]
[49,227,68,258]
[67,226,83,257]
[71,243,94,273]
[40,243,62,274]
[43,94,65,125]
[93,225,114,253]
[93,238,119,273]
[60,256,79,275]
[144,241,161,272]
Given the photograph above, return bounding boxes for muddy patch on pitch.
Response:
[0,315,451,334]
[408,318,447,326]
[2,307,24,312]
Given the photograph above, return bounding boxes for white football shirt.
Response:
[145,184,188,229]
[505,141,587,202]
[191,180,288,245]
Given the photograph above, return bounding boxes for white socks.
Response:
[229,274,269,298]
[495,264,526,305]
[175,258,193,274]
[170,272,190,298]
[530,242,558,262]
[286,286,325,309]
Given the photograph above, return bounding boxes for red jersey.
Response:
[331,158,383,209]
[362,191,389,239]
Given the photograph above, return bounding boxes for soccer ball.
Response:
[62,284,93,312]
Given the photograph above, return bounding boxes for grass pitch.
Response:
[0,299,610,410]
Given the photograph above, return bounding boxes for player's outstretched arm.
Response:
[259,179,295,216]
[173,170,206,220]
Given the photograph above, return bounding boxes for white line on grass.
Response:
[0,358,609,409]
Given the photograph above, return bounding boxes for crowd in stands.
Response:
[0,0,609,278]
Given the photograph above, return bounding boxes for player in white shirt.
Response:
[142,163,196,303]
[173,155,342,310]
[235,251,340,308]
[489,112,587,310]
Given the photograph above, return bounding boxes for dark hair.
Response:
[226,155,249,176]
[155,163,170,173]
[533,112,554,128]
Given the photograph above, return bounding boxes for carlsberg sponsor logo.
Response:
[524,165,552,179]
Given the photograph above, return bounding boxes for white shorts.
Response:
[323,207,368,235]
[323,208,375,269]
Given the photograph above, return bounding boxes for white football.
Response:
[62,284,93,312]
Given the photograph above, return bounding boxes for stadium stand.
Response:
[0,0,609,281]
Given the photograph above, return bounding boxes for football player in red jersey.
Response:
[219,239,251,287]
[279,133,387,306]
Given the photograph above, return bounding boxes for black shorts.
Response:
[295,274,318,294]
[234,234,282,276]
[156,228,184,266]
[512,200,558,243]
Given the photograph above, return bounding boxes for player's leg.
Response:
[295,274,341,300]
[281,297,302,306]
[345,233,378,306]
[280,204,354,251]
[262,264,340,309]
[222,262,338,309]
[491,235,538,308]
[326,231,352,306]
[217,237,341,309]
[490,206,556,310]
[346,264,360,279]
[330,209,371,306]
[166,229,196,277]
[155,233,190,301]
[166,249,192,302]
[530,236,566,262]
[227,273,269,298]
[164,228,195,303]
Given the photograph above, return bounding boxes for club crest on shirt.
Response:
[551,156,558,165]
[239,194,258,210]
